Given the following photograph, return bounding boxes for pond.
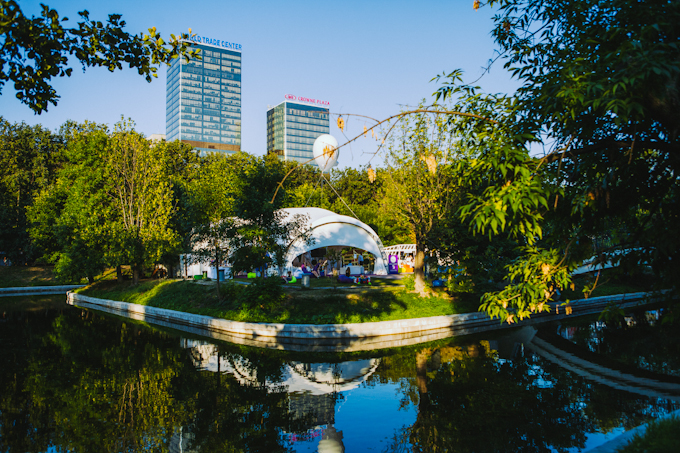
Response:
[1,296,678,452]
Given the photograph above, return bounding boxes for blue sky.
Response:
[2,0,518,168]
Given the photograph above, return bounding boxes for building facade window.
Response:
[266,101,330,167]
[166,42,242,155]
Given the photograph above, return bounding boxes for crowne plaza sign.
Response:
[285,94,330,106]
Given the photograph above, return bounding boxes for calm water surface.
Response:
[1,296,678,452]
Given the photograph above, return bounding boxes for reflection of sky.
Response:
[566,428,626,453]
[183,332,679,453]
[289,382,416,452]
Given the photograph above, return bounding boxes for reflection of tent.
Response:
[281,207,388,275]
[184,339,380,395]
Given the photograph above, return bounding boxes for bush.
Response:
[237,277,285,309]
[403,275,415,291]
[617,416,680,453]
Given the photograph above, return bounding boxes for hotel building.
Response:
[267,98,330,166]
[166,37,242,154]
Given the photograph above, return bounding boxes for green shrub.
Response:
[237,277,285,309]
[403,275,415,291]
[617,416,680,453]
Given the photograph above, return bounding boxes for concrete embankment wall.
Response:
[1,285,85,297]
[67,291,666,352]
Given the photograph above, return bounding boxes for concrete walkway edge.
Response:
[1,285,85,297]
[67,290,668,342]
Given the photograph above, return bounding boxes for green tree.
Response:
[0,118,65,264]
[28,121,112,282]
[227,154,309,278]
[106,119,178,285]
[428,0,680,322]
[188,152,247,299]
[152,138,201,277]
[382,107,465,296]
[0,0,197,113]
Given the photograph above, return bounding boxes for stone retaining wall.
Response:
[1,285,85,297]
[67,290,666,352]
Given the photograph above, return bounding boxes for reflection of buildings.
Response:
[182,339,379,451]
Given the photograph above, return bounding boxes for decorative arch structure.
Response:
[281,207,388,275]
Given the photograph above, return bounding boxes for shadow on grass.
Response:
[275,289,410,324]
[82,278,472,325]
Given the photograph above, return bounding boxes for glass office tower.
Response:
[266,101,330,166]
[166,42,241,154]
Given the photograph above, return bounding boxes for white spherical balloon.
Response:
[312,134,339,172]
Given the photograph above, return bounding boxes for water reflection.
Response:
[1,301,679,452]
[553,309,680,378]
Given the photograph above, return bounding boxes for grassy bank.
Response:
[75,266,655,325]
[79,278,476,324]
[0,265,61,288]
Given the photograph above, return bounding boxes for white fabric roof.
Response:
[281,207,388,275]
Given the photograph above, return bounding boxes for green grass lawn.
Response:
[79,278,472,324]
[0,265,62,288]
[236,275,404,289]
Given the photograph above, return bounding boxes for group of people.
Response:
[336,271,371,285]
[281,256,373,285]
[300,259,328,278]
[281,258,329,283]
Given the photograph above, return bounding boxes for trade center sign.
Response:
[191,35,242,51]
[285,94,330,107]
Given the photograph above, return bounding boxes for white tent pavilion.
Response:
[181,207,389,278]
[281,207,389,275]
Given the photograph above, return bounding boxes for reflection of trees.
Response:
[570,310,680,377]
[0,308,301,453]
[21,310,195,452]
[4,307,679,453]
[0,308,63,452]
[186,369,297,453]
[370,339,680,453]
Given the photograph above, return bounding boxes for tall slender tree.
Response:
[106,119,178,285]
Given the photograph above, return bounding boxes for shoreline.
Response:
[67,290,665,352]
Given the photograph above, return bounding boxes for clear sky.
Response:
[1,0,518,169]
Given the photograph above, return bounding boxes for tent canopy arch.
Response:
[281,207,388,275]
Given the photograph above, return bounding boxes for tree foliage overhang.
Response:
[432,0,680,322]
[0,0,198,113]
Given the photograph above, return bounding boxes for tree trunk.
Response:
[132,264,139,286]
[414,244,429,297]
[215,246,220,301]
[116,265,123,283]
[416,349,429,394]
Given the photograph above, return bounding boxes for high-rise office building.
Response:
[267,97,330,166]
[166,37,242,154]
